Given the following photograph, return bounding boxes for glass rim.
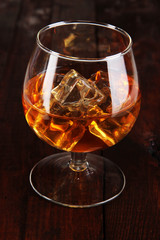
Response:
[36,20,133,62]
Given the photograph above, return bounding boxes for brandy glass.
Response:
[22,21,141,207]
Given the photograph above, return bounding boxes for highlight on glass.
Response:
[22,21,141,207]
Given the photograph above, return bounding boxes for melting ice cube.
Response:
[50,69,106,117]
[89,70,112,114]
[90,70,110,93]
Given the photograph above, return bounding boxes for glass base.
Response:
[30,153,125,208]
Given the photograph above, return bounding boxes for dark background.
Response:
[0,0,160,239]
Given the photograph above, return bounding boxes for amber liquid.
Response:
[22,71,141,152]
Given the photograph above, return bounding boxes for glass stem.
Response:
[69,152,88,172]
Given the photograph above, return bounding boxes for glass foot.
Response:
[30,153,125,208]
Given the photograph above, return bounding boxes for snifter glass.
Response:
[22,21,141,207]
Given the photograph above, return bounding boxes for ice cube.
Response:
[89,111,136,147]
[25,107,51,137]
[90,70,110,93]
[50,69,106,117]
[89,71,112,113]
[51,69,80,104]
[87,105,105,117]
[47,117,86,151]
[26,106,86,151]
[89,119,116,147]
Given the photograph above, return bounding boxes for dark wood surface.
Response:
[0,0,160,239]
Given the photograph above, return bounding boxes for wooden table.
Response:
[0,0,160,239]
